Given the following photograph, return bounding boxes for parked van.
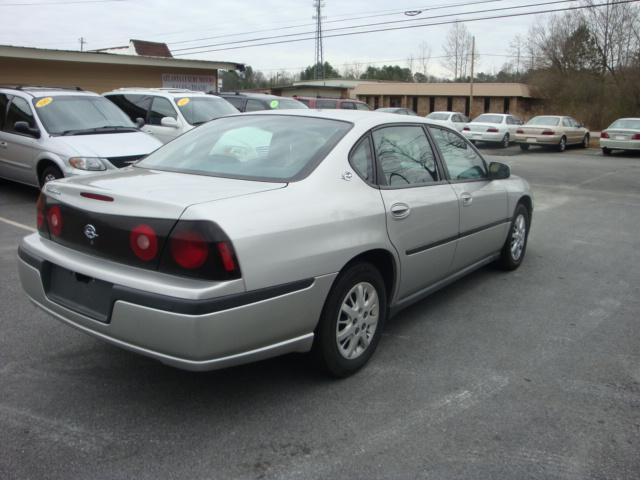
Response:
[294,96,371,110]
[0,86,162,186]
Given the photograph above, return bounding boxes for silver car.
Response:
[18,110,533,377]
[0,86,162,186]
[462,113,523,148]
[600,118,640,155]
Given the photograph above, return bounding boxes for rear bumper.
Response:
[600,138,640,150]
[514,134,562,145]
[18,242,336,371]
[462,131,504,142]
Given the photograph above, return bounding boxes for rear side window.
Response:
[355,103,371,111]
[349,136,374,182]
[372,125,438,186]
[137,115,352,182]
[106,94,149,122]
[223,96,245,110]
[430,127,487,180]
[316,99,338,109]
[0,94,7,129]
[341,102,355,110]
[148,97,177,125]
[245,99,265,112]
[4,96,36,133]
[296,98,311,106]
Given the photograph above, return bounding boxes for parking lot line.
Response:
[0,216,35,233]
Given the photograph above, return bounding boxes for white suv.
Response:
[0,86,162,186]
[104,88,238,143]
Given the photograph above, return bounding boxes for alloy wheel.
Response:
[510,214,527,261]
[336,282,379,360]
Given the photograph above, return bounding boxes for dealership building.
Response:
[0,40,243,93]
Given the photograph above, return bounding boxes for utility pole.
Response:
[313,0,325,80]
[469,36,475,119]
[79,37,87,52]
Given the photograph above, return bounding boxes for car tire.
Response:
[497,203,530,271]
[40,165,63,186]
[557,136,567,152]
[502,133,510,148]
[602,147,611,156]
[582,134,590,148]
[519,143,530,151]
[312,262,387,378]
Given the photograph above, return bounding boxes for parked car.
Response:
[462,113,523,148]
[425,111,468,132]
[104,88,238,144]
[376,107,418,116]
[599,118,640,155]
[0,86,162,186]
[213,92,307,112]
[294,96,371,110]
[19,110,532,377]
[514,115,590,152]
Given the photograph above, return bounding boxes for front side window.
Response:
[430,127,487,181]
[34,95,135,135]
[562,118,572,127]
[148,97,177,126]
[137,115,352,182]
[0,94,8,129]
[349,137,374,182]
[372,125,438,186]
[4,96,36,133]
[175,97,238,126]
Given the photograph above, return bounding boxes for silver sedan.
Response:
[19,110,533,377]
[600,118,640,155]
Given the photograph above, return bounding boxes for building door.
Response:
[429,97,435,113]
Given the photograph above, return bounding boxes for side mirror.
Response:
[488,161,510,180]
[135,117,145,128]
[14,121,40,138]
[160,117,178,128]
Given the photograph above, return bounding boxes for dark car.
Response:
[294,96,371,110]
[376,107,418,116]
[213,92,307,112]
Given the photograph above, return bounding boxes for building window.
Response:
[503,97,510,113]
[484,97,490,113]
[465,97,470,116]
[447,97,453,111]
[429,97,435,113]
[390,96,402,108]
[412,96,418,113]
[374,96,380,109]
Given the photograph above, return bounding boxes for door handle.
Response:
[460,193,473,206]
[390,202,411,219]
[0,141,7,149]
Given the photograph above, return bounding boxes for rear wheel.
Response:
[602,147,612,156]
[40,165,63,186]
[313,262,387,378]
[497,203,530,271]
[557,136,567,152]
[519,143,530,151]
[502,133,510,148]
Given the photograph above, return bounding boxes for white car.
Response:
[425,111,468,132]
[104,88,238,144]
[600,118,640,155]
[462,113,523,148]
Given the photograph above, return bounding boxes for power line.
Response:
[0,0,125,6]
[175,0,638,56]
[173,0,577,54]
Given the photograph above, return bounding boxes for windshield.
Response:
[473,114,503,124]
[137,115,352,181]
[426,113,450,121]
[609,118,640,130]
[33,95,135,135]
[269,98,307,110]
[527,116,560,126]
[175,96,238,125]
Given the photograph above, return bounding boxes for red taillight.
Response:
[130,224,158,262]
[600,131,609,138]
[36,194,46,230]
[487,127,499,133]
[217,241,237,272]
[516,128,524,134]
[81,192,114,202]
[47,205,63,236]
[170,230,208,269]
[542,130,555,135]
[463,126,470,131]
[631,133,640,140]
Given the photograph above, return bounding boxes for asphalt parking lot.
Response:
[1,147,639,480]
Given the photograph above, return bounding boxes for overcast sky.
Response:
[0,0,558,78]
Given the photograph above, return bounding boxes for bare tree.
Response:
[509,34,526,77]
[441,23,474,79]
[417,41,432,77]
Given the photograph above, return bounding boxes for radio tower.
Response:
[313,0,325,80]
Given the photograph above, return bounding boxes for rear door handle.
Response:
[460,193,473,206]
[390,202,411,219]
[0,141,7,149]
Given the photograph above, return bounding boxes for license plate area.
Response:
[615,135,627,140]
[43,263,113,323]
[527,137,537,143]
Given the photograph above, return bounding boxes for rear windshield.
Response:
[609,118,640,130]
[33,95,135,135]
[473,114,503,124]
[426,113,450,121]
[137,115,352,181]
[175,96,238,125]
[527,116,560,126]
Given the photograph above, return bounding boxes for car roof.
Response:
[218,92,285,99]
[0,86,99,97]
[103,88,211,97]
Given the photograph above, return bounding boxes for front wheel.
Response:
[40,165,63,186]
[497,204,530,271]
[312,262,387,378]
